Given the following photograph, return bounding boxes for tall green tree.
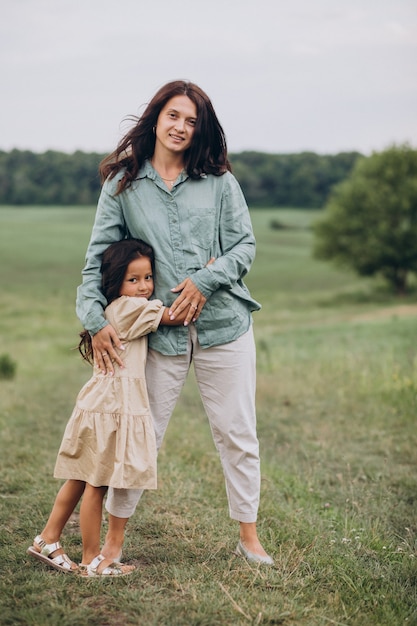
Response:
[313,145,417,294]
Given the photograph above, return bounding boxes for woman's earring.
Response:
[152,126,156,134]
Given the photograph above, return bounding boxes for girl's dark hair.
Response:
[78,238,155,364]
[99,80,231,194]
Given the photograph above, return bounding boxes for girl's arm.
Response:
[159,306,188,326]
[93,303,190,376]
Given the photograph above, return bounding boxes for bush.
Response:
[0,354,17,380]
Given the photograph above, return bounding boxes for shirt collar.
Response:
[137,159,155,181]
[138,159,189,185]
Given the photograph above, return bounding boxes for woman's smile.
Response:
[155,95,197,154]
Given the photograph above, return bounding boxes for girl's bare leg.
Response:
[101,514,129,561]
[31,479,85,570]
[79,483,107,565]
[80,486,134,575]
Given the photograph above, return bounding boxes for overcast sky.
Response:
[1,0,416,156]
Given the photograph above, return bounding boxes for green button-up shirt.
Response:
[76,160,261,355]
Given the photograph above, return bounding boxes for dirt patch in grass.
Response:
[352,303,417,322]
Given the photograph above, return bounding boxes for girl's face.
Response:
[155,95,197,155]
[119,256,154,299]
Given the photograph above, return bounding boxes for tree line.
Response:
[0,149,361,208]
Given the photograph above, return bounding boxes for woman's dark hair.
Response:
[99,80,231,194]
[78,238,155,363]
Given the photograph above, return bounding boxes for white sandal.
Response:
[27,535,78,573]
[79,554,135,577]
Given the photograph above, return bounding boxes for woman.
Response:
[76,79,273,566]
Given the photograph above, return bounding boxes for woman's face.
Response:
[155,95,197,155]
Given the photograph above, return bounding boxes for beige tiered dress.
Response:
[54,296,165,490]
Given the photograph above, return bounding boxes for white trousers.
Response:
[105,326,260,523]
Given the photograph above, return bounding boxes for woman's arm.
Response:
[77,180,128,373]
[169,173,255,323]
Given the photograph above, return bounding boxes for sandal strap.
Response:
[33,535,75,571]
[89,554,106,571]
[52,553,74,569]
[82,554,124,576]
[34,535,62,557]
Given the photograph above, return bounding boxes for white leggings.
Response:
[105,326,260,523]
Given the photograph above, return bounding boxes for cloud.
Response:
[1,0,416,154]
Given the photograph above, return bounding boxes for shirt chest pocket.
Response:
[188,208,217,250]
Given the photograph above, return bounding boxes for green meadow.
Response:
[0,206,416,626]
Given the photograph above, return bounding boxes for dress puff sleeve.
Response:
[105,296,165,342]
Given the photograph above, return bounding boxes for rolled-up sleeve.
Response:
[191,173,256,297]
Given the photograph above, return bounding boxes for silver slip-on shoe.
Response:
[235,540,274,565]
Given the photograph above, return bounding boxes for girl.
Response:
[77,80,274,566]
[28,238,188,576]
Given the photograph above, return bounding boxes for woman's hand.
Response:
[91,324,125,375]
[169,278,207,326]
[169,258,215,326]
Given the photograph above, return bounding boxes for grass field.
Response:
[0,206,416,626]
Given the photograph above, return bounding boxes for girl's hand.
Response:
[92,325,125,375]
